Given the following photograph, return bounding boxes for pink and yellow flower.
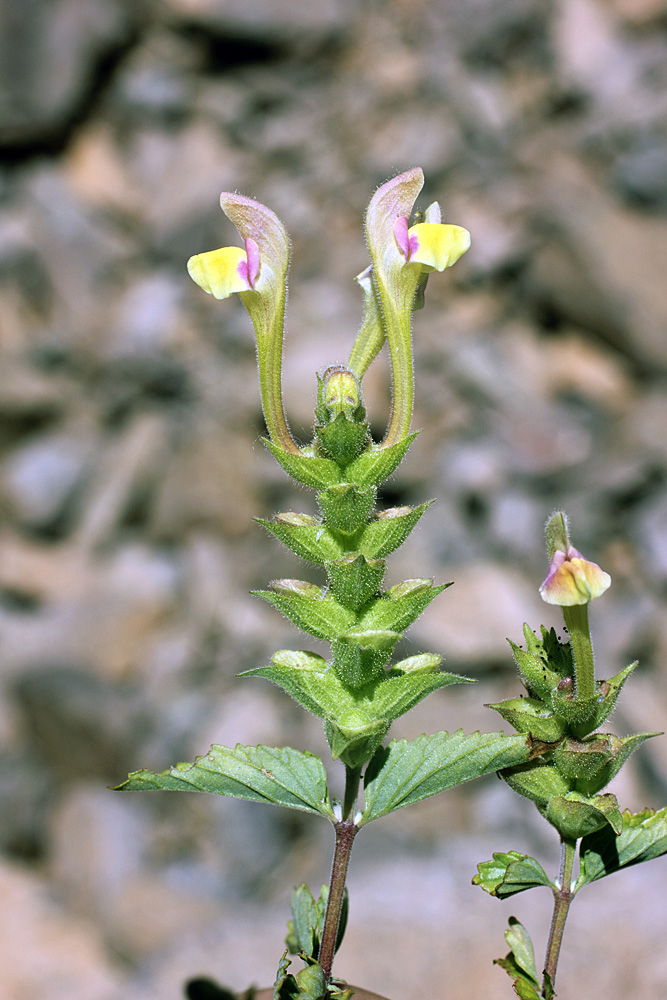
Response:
[539,546,611,606]
[187,237,260,298]
[393,215,470,271]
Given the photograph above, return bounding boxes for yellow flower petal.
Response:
[407,222,471,271]
[187,246,251,299]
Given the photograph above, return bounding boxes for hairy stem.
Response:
[543,836,577,994]
[319,767,361,984]
[563,603,595,701]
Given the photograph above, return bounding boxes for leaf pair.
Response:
[116,729,533,825]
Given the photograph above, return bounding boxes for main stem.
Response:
[543,836,577,994]
[319,766,361,984]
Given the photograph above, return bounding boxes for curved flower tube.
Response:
[187,193,298,455]
[360,168,470,447]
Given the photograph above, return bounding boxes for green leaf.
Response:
[358,580,449,632]
[115,743,334,819]
[264,439,341,489]
[592,661,638,729]
[577,805,667,888]
[244,658,348,720]
[254,585,356,640]
[358,501,433,559]
[494,918,541,997]
[287,884,324,958]
[294,963,327,999]
[500,759,570,810]
[345,433,419,487]
[274,952,298,1000]
[360,730,532,824]
[487,696,567,743]
[546,791,622,839]
[551,731,659,797]
[363,668,473,724]
[473,851,554,899]
[506,916,539,984]
[257,514,344,564]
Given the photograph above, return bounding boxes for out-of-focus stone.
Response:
[12,666,149,780]
[2,428,96,531]
[0,0,134,147]
[612,138,667,212]
[50,783,148,914]
[525,154,667,366]
[0,860,123,1000]
[64,123,143,213]
[151,425,258,538]
[162,0,356,37]
[415,561,554,664]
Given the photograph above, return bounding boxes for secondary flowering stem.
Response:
[562,602,596,701]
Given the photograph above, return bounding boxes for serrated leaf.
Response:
[345,433,419,486]
[577,805,667,888]
[473,851,554,899]
[115,743,334,819]
[274,952,297,1000]
[360,730,532,824]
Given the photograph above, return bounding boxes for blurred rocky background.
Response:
[1,0,667,997]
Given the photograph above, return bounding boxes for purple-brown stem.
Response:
[319,765,361,985]
[543,836,576,995]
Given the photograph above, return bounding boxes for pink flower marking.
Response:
[393,216,419,262]
[237,237,260,289]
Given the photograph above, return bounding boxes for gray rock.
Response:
[0,0,135,147]
[3,430,95,531]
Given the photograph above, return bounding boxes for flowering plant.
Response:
[116,171,667,1000]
